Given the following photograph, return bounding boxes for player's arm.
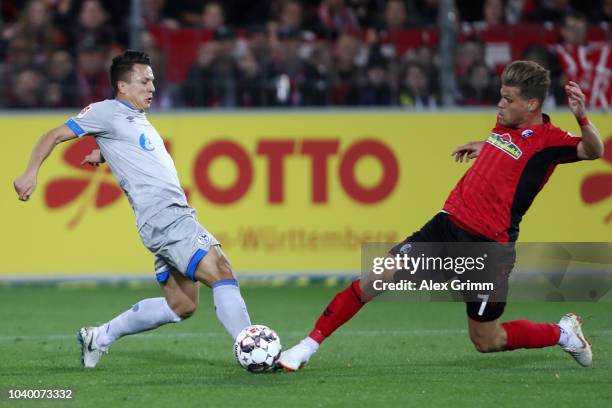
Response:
[81,149,105,166]
[566,81,604,160]
[14,124,77,201]
[451,141,484,162]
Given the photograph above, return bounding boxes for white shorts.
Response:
[138,205,219,283]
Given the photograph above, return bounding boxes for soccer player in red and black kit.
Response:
[278,61,604,371]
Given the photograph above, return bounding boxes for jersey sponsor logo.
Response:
[521,129,534,138]
[139,133,155,152]
[77,105,92,118]
[486,132,523,159]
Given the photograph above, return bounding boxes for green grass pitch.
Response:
[1,283,610,407]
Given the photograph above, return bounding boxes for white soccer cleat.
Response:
[558,313,592,367]
[77,327,108,368]
[276,343,313,372]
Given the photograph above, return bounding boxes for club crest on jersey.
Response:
[198,234,210,246]
[521,129,534,138]
[486,132,522,159]
[399,243,412,254]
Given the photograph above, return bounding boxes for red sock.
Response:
[501,320,560,350]
[309,280,366,344]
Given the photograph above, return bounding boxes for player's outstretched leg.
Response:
[194,245,251,339]
[278,279,368,371]
[78,297,184,368]
[78,272,196,368]
[469,313,592,367]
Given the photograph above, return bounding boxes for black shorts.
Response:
[389,212,515,322]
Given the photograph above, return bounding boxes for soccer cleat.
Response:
[276,343,313,372]
[558,313,592,367]
[77,327,108,368]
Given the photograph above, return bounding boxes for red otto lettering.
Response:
[193,141,253,204]
[194,139,399,204]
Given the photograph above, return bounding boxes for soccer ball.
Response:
[233,325,282,372]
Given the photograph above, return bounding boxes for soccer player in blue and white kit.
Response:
[13,50,252,368]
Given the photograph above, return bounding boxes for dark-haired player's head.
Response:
[498,60,550,128]
[110,50,155,111]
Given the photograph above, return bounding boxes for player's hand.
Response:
[81,149,104,166]
[565,81,586,120]
[14,171,37,201]
[451,141,483,163]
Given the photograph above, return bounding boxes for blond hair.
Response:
[501,60,551,107]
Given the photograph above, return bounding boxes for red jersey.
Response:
[443,115,582,242]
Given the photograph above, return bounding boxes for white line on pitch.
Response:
[1,329,611,342]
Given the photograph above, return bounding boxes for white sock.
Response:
[96,297,182,349]
[212,279,251,339]
[302,337,320,354]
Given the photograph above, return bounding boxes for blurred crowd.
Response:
[0,0,610,109]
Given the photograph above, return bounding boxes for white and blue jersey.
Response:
[66,99,218,282]
[66,99,189,230]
